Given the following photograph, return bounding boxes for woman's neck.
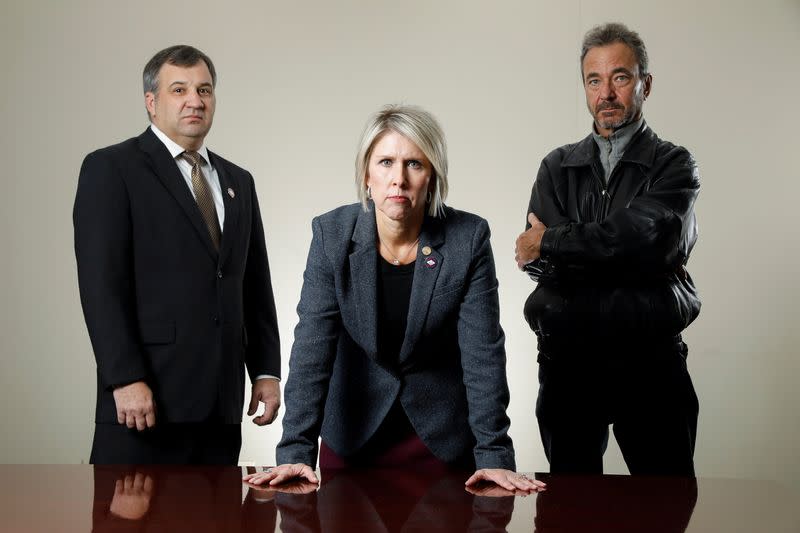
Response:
[375,210,424,247]
[375,210,424,266]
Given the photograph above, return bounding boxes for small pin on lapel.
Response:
[425,257,438,268]
[227,187,235,198]
[422,246,432,256]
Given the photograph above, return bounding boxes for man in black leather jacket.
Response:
[515,23,700,476]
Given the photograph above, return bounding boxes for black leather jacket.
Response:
[524,122,701,353]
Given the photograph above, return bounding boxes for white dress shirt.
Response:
[150,124,225,228]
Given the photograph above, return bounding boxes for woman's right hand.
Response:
[242,464,319,486]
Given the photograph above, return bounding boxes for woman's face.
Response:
[366,131,433,225]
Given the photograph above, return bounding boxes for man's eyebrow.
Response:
[166,80,213,89]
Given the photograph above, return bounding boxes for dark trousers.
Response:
[535,340,698,476]
[90,422,242,465]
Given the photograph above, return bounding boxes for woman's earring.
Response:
[367,187,372,200]
[426,190,432,203]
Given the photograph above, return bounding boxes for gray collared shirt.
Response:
[591,116,645,182]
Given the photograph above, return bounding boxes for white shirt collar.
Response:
[149,124,211,166]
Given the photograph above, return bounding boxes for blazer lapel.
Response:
[349,208,379,359]
[210,152,240,265]
[397,215,445,367]
[137,129,218,262]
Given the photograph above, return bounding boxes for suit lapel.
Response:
[210,152,240,265]
[397,215,444,367]
[137,129,218,262]
[349,208,379,359]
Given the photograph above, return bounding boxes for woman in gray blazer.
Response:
[245,105,543,491]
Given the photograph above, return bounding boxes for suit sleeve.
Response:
[242,174,281,380]
[540,146,700,277]
[458,220,516,470]
[73,151,148,389]
[276,217,341,467]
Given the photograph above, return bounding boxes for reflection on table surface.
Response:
[0,465,798,532]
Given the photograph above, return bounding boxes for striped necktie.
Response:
[181,151,221,250]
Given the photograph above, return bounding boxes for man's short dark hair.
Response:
[580,23,649,79]
[142,45,217,94]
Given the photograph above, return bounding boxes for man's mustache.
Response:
[597,102,624,111]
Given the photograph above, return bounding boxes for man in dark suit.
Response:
[74,45,281,464]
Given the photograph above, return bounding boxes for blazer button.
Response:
[213,316,219,325]
[217,270,223,279]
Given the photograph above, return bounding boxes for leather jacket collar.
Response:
[562,121,658,169]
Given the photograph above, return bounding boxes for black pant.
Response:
[535,340,698,476]
[90,422,242,465]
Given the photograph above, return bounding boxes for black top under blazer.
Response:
[276,203,516,470]
[73,128,281,424]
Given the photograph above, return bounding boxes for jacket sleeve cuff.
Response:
[540,226,560,261]
[276,446,318,470]
[474,450,516,471]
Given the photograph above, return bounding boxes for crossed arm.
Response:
[515,147,699,280]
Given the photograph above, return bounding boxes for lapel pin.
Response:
[227,187,235,198]
[422,246,432,256]
[425,257,438,269]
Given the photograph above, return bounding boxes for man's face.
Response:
[145,62,215,150]
[582,42,652,137]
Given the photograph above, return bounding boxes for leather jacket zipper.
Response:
[600,187,610,219]
[591,162,611,221]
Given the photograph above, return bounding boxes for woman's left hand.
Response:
[243,463,319,486]
[465,469,546,492]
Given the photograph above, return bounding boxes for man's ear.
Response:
[643,73,653,99]
[145,92,156,119]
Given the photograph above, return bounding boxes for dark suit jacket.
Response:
[276,203,515,470]
[74,127,280,424]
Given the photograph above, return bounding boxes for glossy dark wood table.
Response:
[1,465,798,532]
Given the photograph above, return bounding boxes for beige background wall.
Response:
[1,0,798,487]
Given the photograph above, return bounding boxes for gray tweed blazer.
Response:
[276,203,515,470]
